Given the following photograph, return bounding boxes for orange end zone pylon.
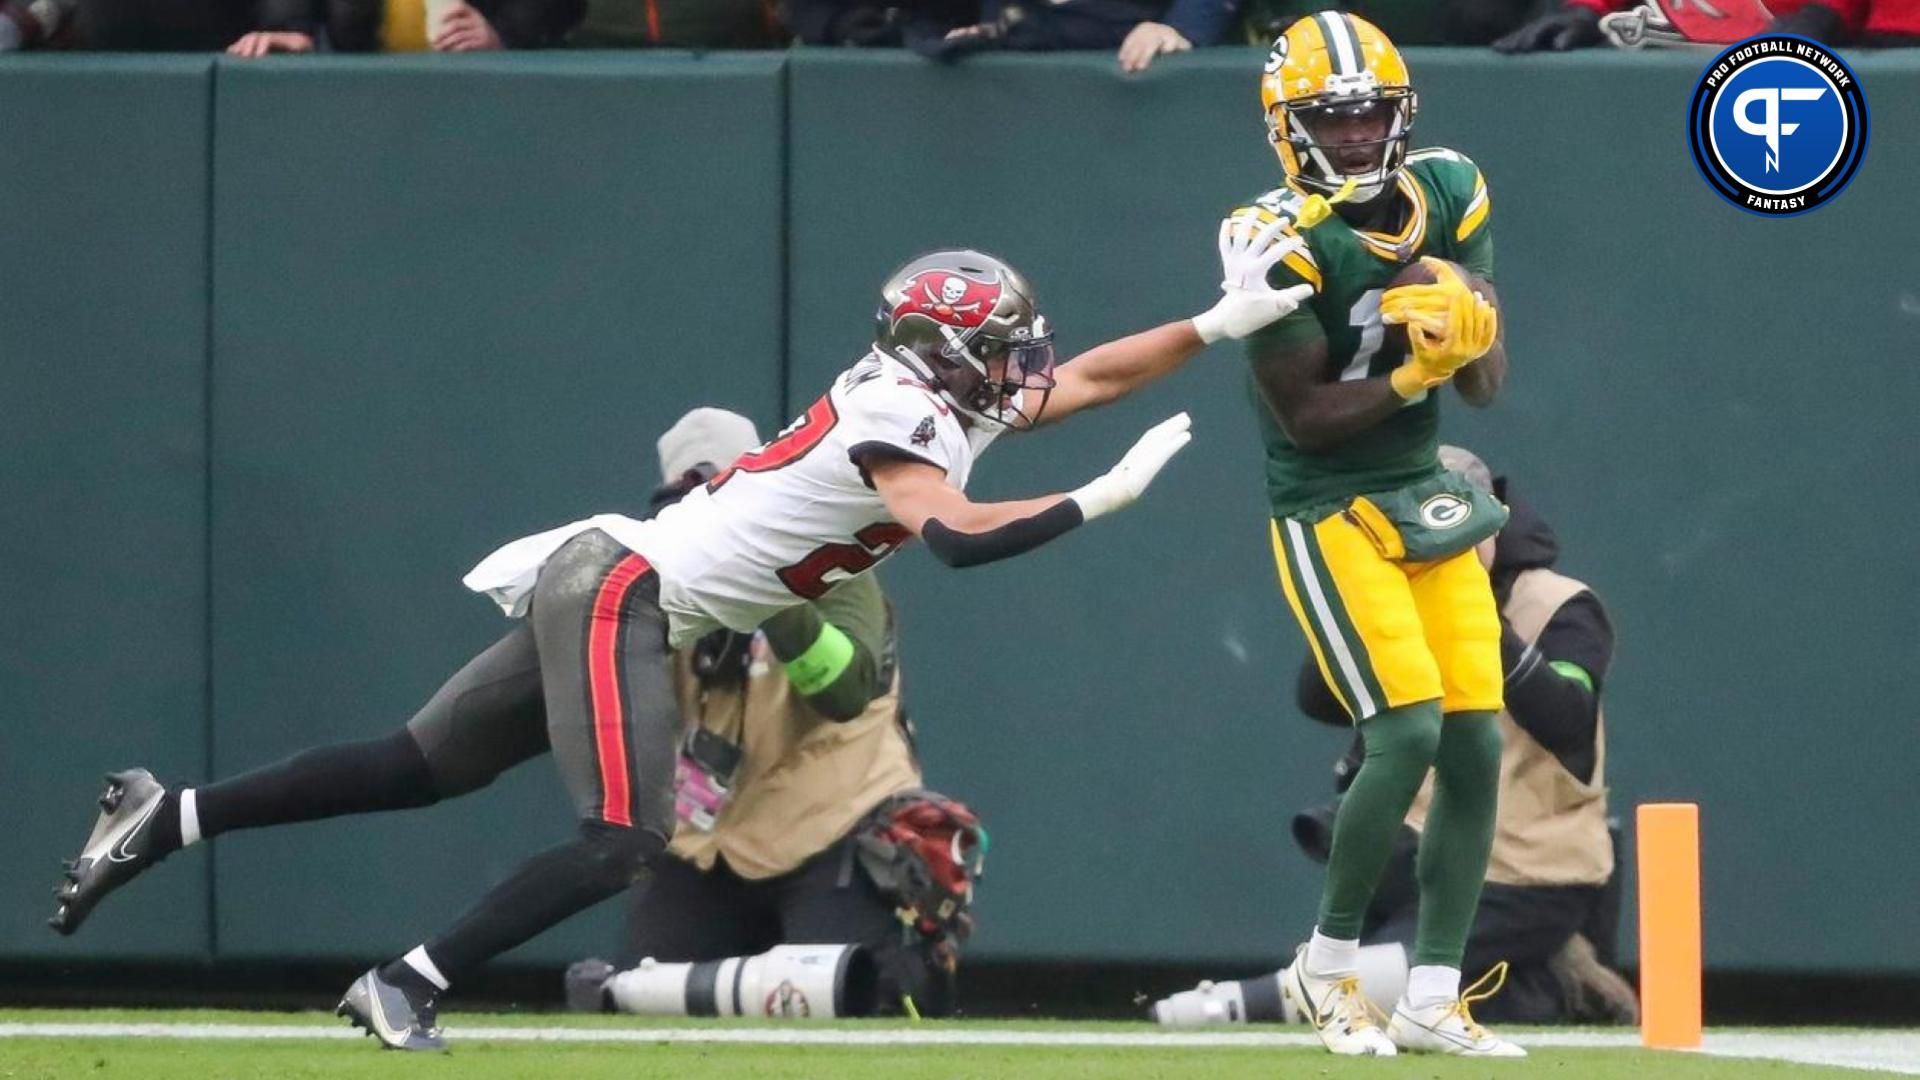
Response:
[1637,802,1702,1049]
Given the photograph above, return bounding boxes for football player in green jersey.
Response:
[1234,10,1523,1058]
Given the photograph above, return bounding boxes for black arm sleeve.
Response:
[1295,657,1351,727]
[1500,592,1614,784]
[921,500,1085,569]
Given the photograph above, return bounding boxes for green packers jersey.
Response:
[1239,148,1494,518]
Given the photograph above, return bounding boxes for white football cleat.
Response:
[1281,945,1396,1056]
[1387,962,1527,1057]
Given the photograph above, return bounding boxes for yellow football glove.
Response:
[1381,258,1499,400]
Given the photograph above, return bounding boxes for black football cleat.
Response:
[564,957,616,1013]
[337,967,447,1051]
[49,769,170,936]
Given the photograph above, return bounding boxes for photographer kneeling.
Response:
[566,408,984,1020]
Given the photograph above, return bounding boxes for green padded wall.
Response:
[787,50,1345,968]
[3,48,1915,976]
[1416,49,1919,976]
[0,58,215,961]
[207,55,785,963]
[788,49,1920,972]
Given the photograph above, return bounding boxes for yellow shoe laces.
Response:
[1444,961,1511,1040]
[1332,976,1390,1033]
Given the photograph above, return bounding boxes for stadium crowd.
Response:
[3,0,1913,58]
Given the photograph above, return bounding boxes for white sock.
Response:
[1406,964,1461,1010]
[178,789,202,848]
[1354,942,1409,1010]
[402,946,451,991]
[1304,928,1360,977]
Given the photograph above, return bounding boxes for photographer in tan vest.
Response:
[566,408,983,1019]
[1156,446,1633,1027]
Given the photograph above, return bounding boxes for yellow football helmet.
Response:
[1260,12,1418,203]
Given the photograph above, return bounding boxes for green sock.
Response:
[1315,701,1443,940]
[1412,711,1502,968]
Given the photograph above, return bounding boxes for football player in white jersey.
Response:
[49,222,1309,1049]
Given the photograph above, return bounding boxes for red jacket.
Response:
[1568,0,1920,39]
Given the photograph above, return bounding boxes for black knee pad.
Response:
[577,821,668,892]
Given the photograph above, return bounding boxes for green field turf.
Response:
[0,1009,1910,1079]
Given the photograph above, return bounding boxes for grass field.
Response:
[1,1010,1916,1079]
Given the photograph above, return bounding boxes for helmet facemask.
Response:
[1267,61,1420,203]
[1270,80,1416,204]
[874,252,1056,432]
[929,315,1056,432]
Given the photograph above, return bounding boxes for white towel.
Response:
[461,514,645,617]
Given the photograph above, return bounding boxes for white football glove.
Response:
[1069,412,1193,521]
[1191,214,1317,345]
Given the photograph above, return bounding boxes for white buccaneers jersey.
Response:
[463,351,1001,647]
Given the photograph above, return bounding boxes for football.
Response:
[1380,258,1467,356]
[1387,258,1441,289]
[1380,260,1431,357]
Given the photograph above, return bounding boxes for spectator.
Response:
[782,0,979,48]
[1155,446,1635,1027]
[564,407,983,1020]
[1240,0,1530,46]
[1495,0,1920,51]
[788,0,1243,72]
[62,0,252,49]
[570,0,786,47]
[0,0,73,49]
[226,0,582,55]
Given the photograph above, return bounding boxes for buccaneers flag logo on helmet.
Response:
[887,270,1004,333]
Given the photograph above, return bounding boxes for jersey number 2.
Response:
[705,395,838,493]
[778,522,912,600]
[704,395,912,599]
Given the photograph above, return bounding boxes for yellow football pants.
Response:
[1270,512,1503,721]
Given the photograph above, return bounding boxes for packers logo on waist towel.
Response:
[1419,493,1471,530]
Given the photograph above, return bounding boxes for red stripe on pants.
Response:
[587,554,652,827]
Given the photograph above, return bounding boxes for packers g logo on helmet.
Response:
[1260,12,1418,203]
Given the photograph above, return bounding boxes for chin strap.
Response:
[1294,176,1361,228]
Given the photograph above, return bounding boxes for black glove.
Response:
[903,16,1000,59]
[1492,1,1603,53]
[1769,1,1848,43]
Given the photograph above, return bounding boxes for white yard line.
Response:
[1700,1032,1920,1076]
[0,1022,1914,1075]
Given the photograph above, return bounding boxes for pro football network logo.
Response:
[1687,35,1868,217]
